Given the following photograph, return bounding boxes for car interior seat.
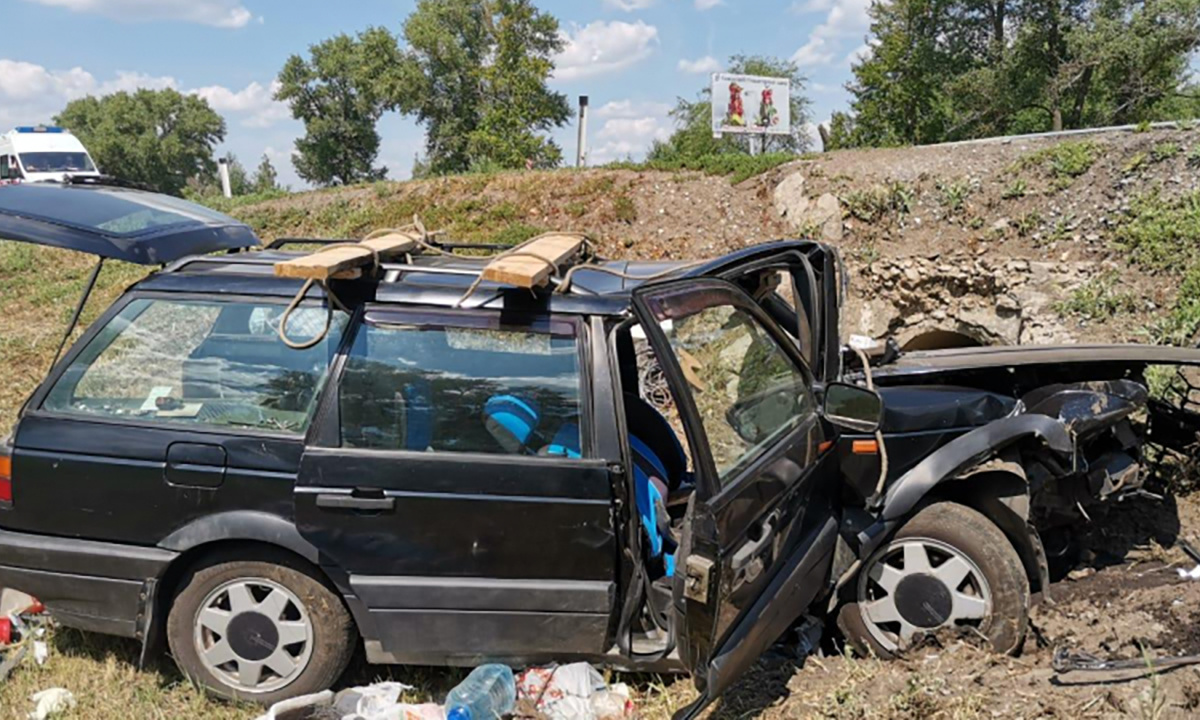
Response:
[483,395,541,454]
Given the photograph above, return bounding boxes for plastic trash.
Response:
[445,664,516,720]
[253,690,333,720]
[32,641,48,666]
[28,688,75,720]
[589,689,636,720]
[516,663,610,720]
[372,704,446,720]
[332,681,413,719]
[1178,563,1200,580]
[0,617,11,646]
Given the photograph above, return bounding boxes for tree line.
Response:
[45,0,1200,195]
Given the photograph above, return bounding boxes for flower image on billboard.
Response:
[711,73,791,137]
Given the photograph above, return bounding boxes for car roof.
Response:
[139,240,825,316]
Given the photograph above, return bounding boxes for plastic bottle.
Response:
[444,664,516,720]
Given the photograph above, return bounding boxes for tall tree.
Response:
[649,55,813,161]
[253,154,281,193]
[55,89,225,196]
[275,28,393,186]
[832,0,1200,147]
[383,0,571,174]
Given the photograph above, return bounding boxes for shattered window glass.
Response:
[43,298,345,434]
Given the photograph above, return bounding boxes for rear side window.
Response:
[339,316,584,457]
[43,298,347,434]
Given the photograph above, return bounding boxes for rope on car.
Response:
[277,242,367,350]
[451,231,592,307]
[854,346,890,507]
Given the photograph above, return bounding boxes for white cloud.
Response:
[790,0,871,68]
[595,99,673,118]
[678,55,722,74]
[0,58,288,135]
[790,0,833,12]
[554,21,659,81]
[587,98,673,165]
[191,80,289,128]
[22,0,255,28]
[694,0,722,9]
[603,0,656,10]
[0,59,179,128]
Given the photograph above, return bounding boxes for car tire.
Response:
[838,501,1028,658]
[166,557,355,705]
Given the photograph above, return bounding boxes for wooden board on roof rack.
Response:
[480,233,585,289]
[273,232,420,281]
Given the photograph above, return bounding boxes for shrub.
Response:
[1054,270,1137,320]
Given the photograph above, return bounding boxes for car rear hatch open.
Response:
[0,181,259,265]
[0,181,260,369]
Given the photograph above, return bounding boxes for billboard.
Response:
[711,73,791,137]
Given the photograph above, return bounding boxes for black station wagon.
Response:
[2,181,1199,718]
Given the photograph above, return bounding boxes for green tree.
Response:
[222,152,251,196]
[383,0,571,174]
[55,88,225,196]
[834,0,1200,147]
[649,55,812,161]
[275,28,393,186]
[253,154,281,193]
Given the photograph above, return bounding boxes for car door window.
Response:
[339,315,585,457]
[43,298,346,434]
[654,298,815,484]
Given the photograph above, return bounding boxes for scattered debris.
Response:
[254,690,334,720]
[516,663,636,720]
[1053,646,1200,683]
[27,688,75,720]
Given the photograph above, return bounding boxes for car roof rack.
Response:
[272,230,589,293]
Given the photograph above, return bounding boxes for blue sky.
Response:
[0,0,873,186]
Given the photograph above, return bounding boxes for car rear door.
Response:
[631,278,840,718]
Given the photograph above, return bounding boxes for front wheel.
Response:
[166,558,355,704]
[838,502,1029,657]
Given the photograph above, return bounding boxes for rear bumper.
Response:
[0,527,176,638]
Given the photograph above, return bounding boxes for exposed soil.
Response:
[688,494,1200,719]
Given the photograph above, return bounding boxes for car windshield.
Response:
[19,152,96,173]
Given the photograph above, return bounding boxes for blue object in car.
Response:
[483,395,541,453]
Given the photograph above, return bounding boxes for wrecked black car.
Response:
[0,181,1198,717]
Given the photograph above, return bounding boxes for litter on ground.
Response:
[253,663,636,720]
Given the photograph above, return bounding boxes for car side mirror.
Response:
[823,382,883,433]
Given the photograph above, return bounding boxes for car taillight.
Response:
[0,454,12,504]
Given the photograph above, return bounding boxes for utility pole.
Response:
[218,157,232,198]
[576,95,589,168]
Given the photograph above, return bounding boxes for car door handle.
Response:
[731,511,781,573]
[315,493,395,511]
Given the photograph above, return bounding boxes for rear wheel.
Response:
[839,502,1028,657]
[166,558,354,704]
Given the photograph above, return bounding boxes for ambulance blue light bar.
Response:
[15,126,65,134]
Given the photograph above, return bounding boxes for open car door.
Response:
[631,276,841,719]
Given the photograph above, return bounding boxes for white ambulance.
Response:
[0,125,101,184]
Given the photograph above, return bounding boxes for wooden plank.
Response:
[274,232,419,281]
[480,234,584,289]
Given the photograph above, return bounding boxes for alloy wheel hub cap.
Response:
[194,578,313,693]
[857,538,992,652]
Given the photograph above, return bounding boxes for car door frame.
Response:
[294,303,622,667]
[630,276,840,719]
